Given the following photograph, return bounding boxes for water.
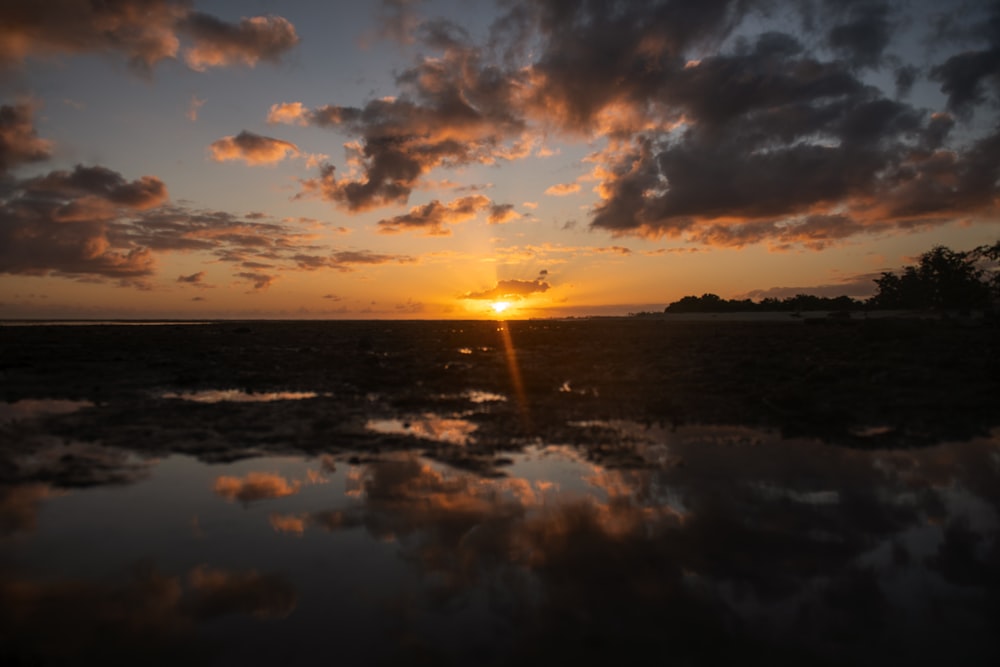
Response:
[2,410,998,665]
[2,320,998,664]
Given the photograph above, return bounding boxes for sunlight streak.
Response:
[497,322,530,430]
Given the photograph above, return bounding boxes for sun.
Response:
[491,301,511,315]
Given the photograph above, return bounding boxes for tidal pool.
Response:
[2,424,998,665]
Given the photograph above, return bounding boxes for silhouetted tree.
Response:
[870,245,992,312]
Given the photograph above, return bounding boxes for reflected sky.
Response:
[160,389,322,403]
[1,424,998,665]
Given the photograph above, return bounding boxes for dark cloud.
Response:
[464,278,550,301]
[1,163,165,280]
[291,249,414,272]
[376,194,494,235]
[176,271,206,284]
[235,271,277,291]
[265,0,997,249]
[0,103,52,174]
[929,1,1000,114]
[285,33,529,210]
[894,64,919,97]
[0,2,298,75]
[22,165,167,209]
[826,2,892,68]
[0,0,186,73]
[181,13,299,71]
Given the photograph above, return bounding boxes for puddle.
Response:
[2,424,999,665]
[0,399,93,423]
[159,389,321,403]
[366,414,478,445]
[464,390,506,403]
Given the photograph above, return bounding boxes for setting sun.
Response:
[491,301,511,315]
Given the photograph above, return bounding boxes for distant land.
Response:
[635,243,1000,317]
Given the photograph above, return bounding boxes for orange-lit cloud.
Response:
[267,101,309,126]
[182,14,299,72]
[213,472,301,503]
[208,131,299,165]
[544,182,580,196]
[0,3,298,76]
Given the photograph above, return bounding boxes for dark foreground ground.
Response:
[2,318,998,467]
[1,318,999,665]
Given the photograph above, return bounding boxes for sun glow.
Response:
[491,301,511,315]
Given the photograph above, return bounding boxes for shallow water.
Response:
[2,414,998,665]
[2,320,999,664]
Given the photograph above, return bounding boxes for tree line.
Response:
[659,242,1000,315]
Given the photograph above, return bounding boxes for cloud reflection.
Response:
[214,472,302,503]
[276,426,1000,664]
[0,563,297,664]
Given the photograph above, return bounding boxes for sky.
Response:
[1,0,998,319]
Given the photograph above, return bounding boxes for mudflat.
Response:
[2,318,997,465]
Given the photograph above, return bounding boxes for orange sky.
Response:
[1,1,998,319]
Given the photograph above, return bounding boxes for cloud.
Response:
[929,2,1000,114]
[826,2,892,68]
[740,273,883,300]
[1,164,166,280]
[182,13,299,71]
[177,271,204,284]
[0,2,298,75]
[213,472,301,503]
[176,271,213,288]
[186,95,205,122]
[544,182,580,196]
[463,278,550,301]
[0,0,185,73]
[488,203,519,224]
[0,102,53,173]
[376,194,494,235]
[267,101,309,126]
[208,131,300,165]
[276,0,1000,251]
[288,31,531,211]
[235,271,277,291]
